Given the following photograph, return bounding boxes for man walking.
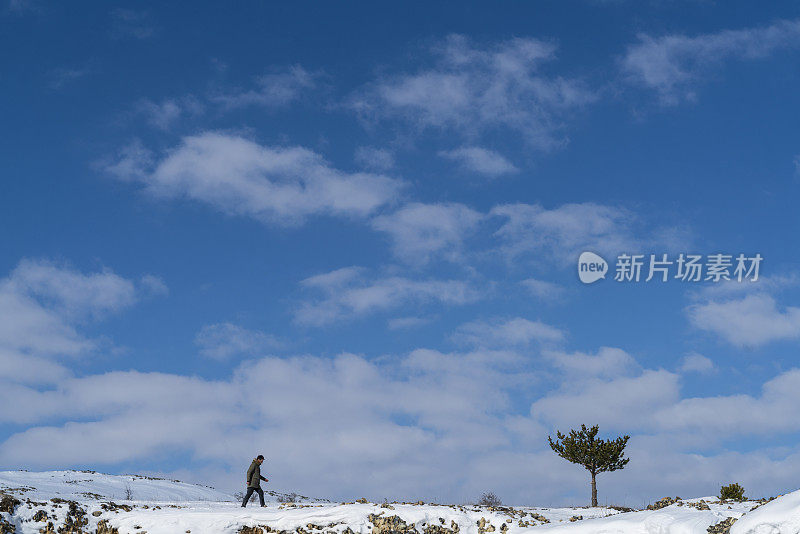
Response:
[242,455,269,507]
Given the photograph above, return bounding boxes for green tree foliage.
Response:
[548,424,630,507]
[720,483,746,501]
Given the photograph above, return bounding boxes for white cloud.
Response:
[679,352,716,374]
[0,285,91,364]
[654,369,800,438]
[0,349,538,502]
[543,347,639,379]
[110,8,155,40]
[387,316,431,330]
[439,146,518,177]
[452,317,564,348]
[8,0,37,12]
[622,19,800,105]
[139,274,169,297]
[520,278,564,301]
[195,323,282,361]
[531,369,681,431]
[527,343,800,446]
[689,273,797,301]
[531,345,800,444]
[212,66,318,109]
[373,199,671,269]
[371,202,483,264]
[492,203,692,267]
[0,347,74,385]
[351,34,595,149]
[103,139,153,182]
[354,147,394,171]
[7,331,800,504]
[0,259,164,384]
[295,267,481,326]
[137,96,204,130]
[48,66,89,89]
[687,293,800,348]
[104,133,403,225]
[491,202,637,265]
[7,259,140,321]
[607,435,800,505]
[131,66,316,133]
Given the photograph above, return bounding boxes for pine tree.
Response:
[548,424,630,507]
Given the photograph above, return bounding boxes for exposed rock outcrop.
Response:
[647,496,681,510]
[707,517,737,534]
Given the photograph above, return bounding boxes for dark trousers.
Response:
[242,486,265,507]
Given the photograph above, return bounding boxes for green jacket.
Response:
[246,459,265,489]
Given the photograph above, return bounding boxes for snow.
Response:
[0,469,231,502]
[535,497,753,534]
[731,490,800,534]
[11,500,620,534]
[1,471,798,534]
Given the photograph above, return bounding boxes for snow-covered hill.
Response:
[0,470,230,503]
[0,470,797,534]
[731,490,800,534]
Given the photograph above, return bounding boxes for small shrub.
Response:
[278,492,298,503]
[720,483,745,501]
[477,492,502,507]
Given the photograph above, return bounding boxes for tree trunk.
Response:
[591,472,598,507]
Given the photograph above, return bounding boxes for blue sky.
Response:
[2,0,800,506]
